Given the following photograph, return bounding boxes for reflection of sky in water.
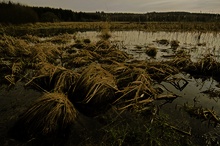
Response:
[76,31,220,61]
[162,74,220,114]
[75,31,220,139]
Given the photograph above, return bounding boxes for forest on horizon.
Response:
[0,1,220,24]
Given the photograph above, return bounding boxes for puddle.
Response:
[155,73,220,144]
[161,73,220,111]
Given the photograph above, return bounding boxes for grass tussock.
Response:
[0,34,31,57]
[54,69,80,93]
[25,62,64,91]
[196,54,220,75]
[145,46,158,58]
[31,42,61,63]
[99,22,111,40]
[170,40,180,49]
[168,53,220,78]
[117,66,148,89]
[104,49,131,62]
[146,61,179,82]
[167,54,194,70]
[21,34,40,43]
[9,92,77,144]
[115,74,156,111]
[26,62,80,93]
[68,63,118,117]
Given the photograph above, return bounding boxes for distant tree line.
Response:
[0,1,220,24]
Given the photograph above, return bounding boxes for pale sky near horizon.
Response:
[6,0,220,14]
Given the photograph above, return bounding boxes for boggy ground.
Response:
[0,28,220,145]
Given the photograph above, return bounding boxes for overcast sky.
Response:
[7,0,220,13]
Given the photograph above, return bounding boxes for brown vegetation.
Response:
[1,26,220,145]
[9,92,77,145]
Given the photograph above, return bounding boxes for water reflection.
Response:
[75,30,220,113]
[76,30,220,61]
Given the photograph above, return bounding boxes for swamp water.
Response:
[76,30,220,61]
[76,30,220,144]
[1,30,220,145]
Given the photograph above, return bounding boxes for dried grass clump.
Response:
[167,55,195,71]
[114,74,156,111]
[25,62,64,91]
[145,46,158,58]
[196,54,220,75]
[103,62,151,89]
[167,53,220,78]
[54,70,80,93]
[146,62,179,82]
[49,33,73,44]
[102,62,128,76]
[99,31,111,40]
[104,49,131,62]
[9,92,77,144]
[30,42,61,63]
[64,50,99,68]
[116,66,149,89]
[70,49,100,61]
[0,35,31,57]
[68,63,118,116]
[96,40,111,49]
[66,57,92,68]
[4,60,25,85]
[99,22,111,40]
[26,62,80,93]
[170,40,179,49]
[21,34,40,44]
[156,39,169,45]
[83,38,91,44]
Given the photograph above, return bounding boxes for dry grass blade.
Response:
[9,92,77,143]
[68,63,118,116]
[104,50,131,62]
[54,69,80,93]
[197,54,220,74]
[0,34,31,57]
[115,74,157,110]
[146,61,179,81]
[25,62,64,91]
[30,42,61,63]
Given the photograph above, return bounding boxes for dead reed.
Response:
[114,74,156,111]
[145,46,158,58]
[68,63,118,116]
[146,61,179,82]
[54,69,80,93]
[9,92,77,144]
[25,62,80,93]
[0,34,30,57]
[196,54,220,75]
[25,62,64,91]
